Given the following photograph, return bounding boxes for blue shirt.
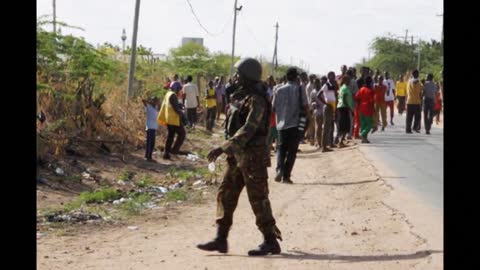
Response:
[146,104,159,130]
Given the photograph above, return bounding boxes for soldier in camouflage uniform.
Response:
[197,58,282,256]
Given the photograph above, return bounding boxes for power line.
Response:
[241,17,267,48]
[185,0,230,37]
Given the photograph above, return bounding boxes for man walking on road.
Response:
[396,75,407,115]
[373,76,387,132]
[157,84,187,159]
[406,70,423,133]
[354,67,369,139]
[422,73,438,135]
[183,75,200,129]
[383,72,396,125]
[355,76,375,143]
[197,58,282,256]
[205,81,217,131]
[272,67,308,183]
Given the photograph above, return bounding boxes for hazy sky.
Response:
[37,0,443,75]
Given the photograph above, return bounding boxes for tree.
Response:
[167,42,212,77]
[124,45,153,56]
[356,36,443,80]
[209,52,238,79]
[37,22,123,139]
[367,37,416,77]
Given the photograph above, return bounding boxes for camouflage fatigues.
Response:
[216,85,282,240]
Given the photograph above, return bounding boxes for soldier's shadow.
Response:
[207,249,442,262]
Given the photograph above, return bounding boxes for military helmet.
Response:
[234,58,262,82]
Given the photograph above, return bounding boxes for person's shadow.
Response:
[207,249,443,262]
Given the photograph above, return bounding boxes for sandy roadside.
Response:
[37,144,443,270]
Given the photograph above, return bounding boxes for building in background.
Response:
[181,37,204,46]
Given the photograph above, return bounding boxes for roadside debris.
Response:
[151,186,168,194]
[45,211,103,223]
[55,167,65,176]
[186,154,200,162]
[193,180,204,187]
[208,162,215,172]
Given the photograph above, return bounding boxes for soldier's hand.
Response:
[207,147,224,162]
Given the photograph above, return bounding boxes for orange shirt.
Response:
[355,87,375,116]
[374,84,387,104]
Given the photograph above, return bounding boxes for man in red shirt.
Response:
[373,76,388,132]
[355,76,375,143]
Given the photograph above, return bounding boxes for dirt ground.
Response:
[37,143,443,270]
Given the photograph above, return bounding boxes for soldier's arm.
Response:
[221,96,265,156]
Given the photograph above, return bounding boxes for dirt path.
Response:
[37,144,443,270]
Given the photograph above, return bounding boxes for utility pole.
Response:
[127,0,141,100]
[271,22,279,78]
[404,29,408,43]
[52,0,57,33]
[121,29,127,52]
[229,0,242,80]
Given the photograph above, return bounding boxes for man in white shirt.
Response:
[183,75,200,129]
[383,72,396,125]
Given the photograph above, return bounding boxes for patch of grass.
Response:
[169,168,195,180]
[165,189,187,202]
[191,129,212,139]
[63,199,83,212]
[197,149,209,159]
[169,167,212,181]
[135,174,153,188]
[118,168,135,181]
[194,167,210,176]
[119,193,152,215]
[78,188,122,204]
[65,175,82,182]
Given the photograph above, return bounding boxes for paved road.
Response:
[358,113,443,210]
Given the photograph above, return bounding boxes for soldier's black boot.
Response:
[197,226,229,253]
[247,233,281,256]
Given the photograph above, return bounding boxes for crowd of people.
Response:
[142,65,444,170]
[140,58,443,256]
